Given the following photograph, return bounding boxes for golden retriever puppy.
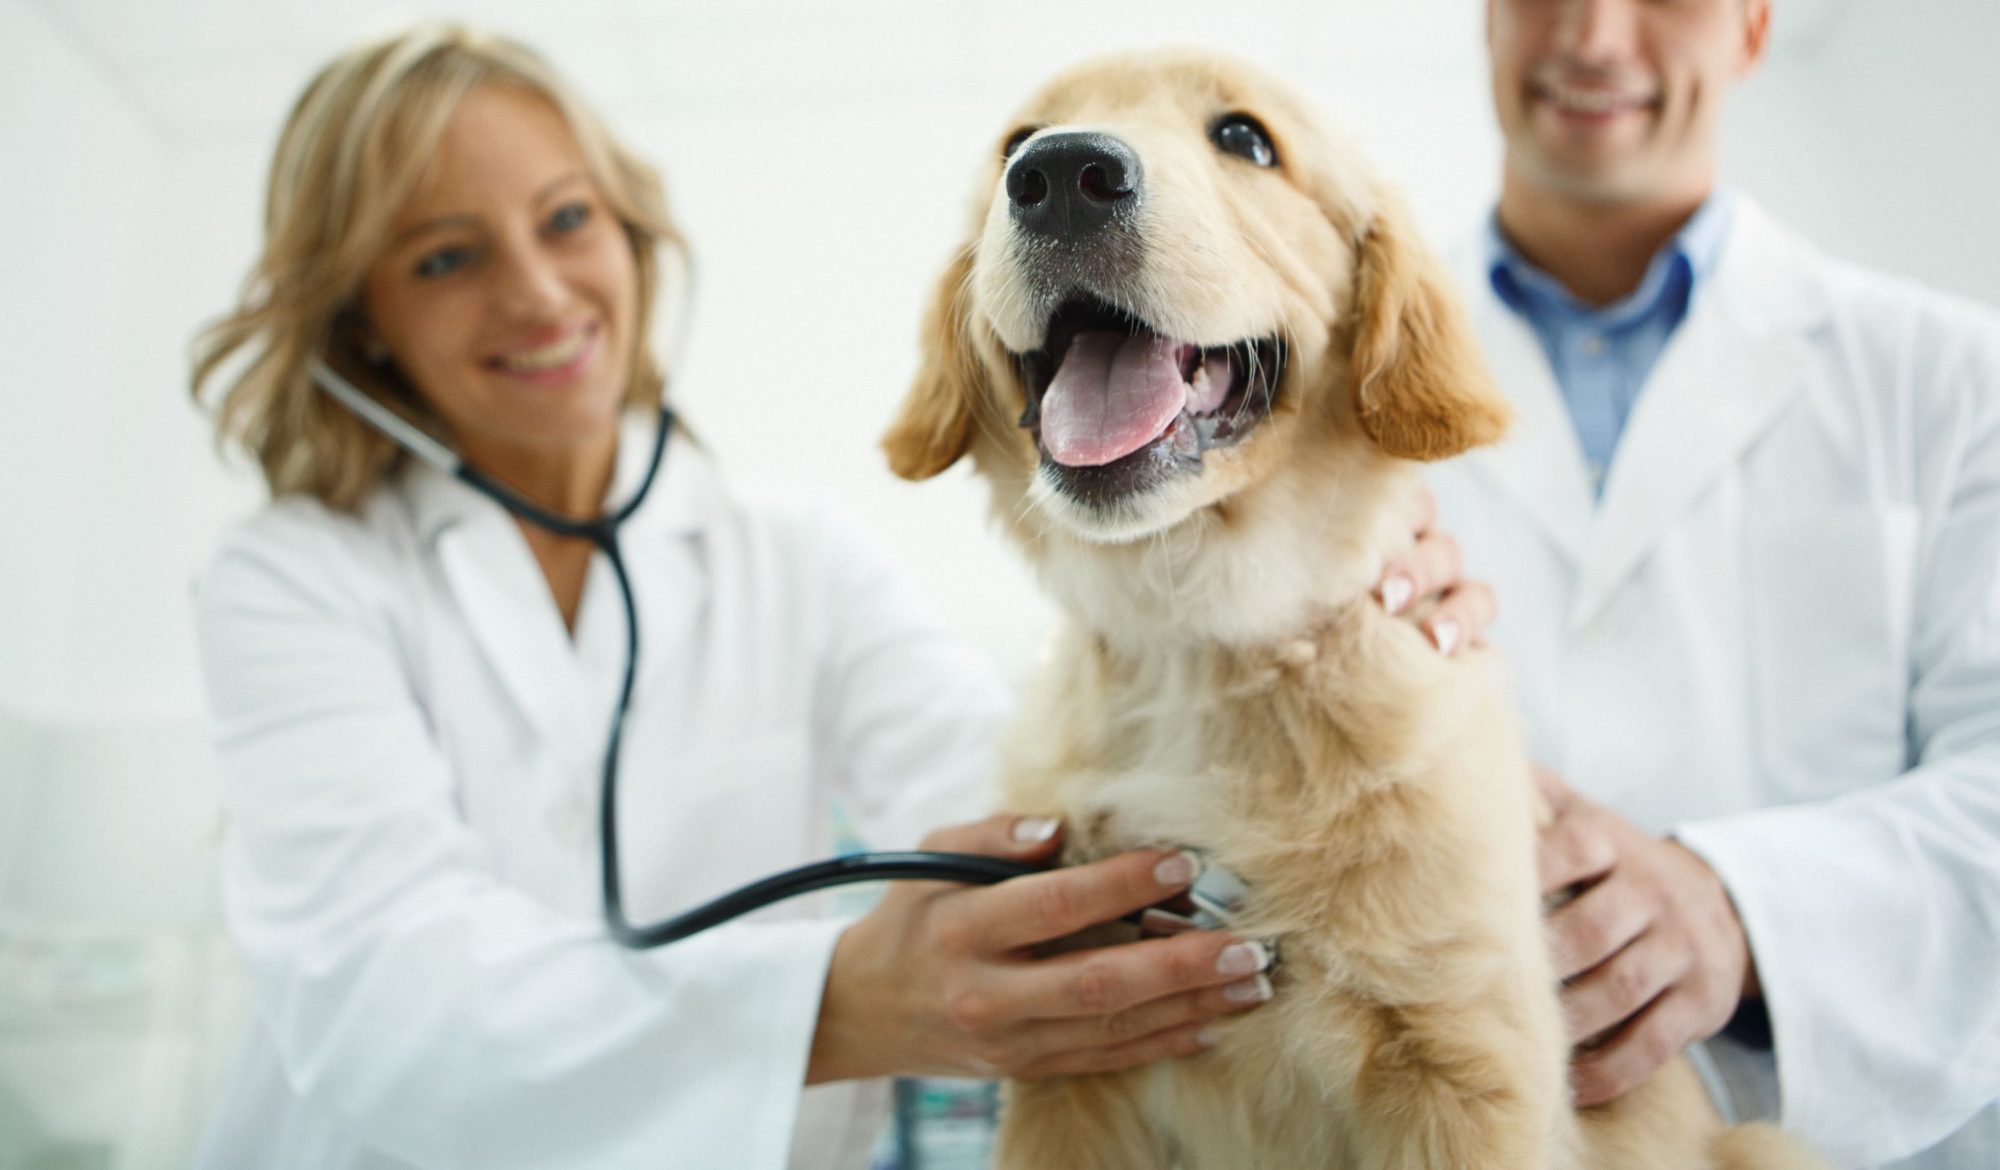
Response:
[882,49,1825,1170]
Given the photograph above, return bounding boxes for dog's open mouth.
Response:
[1016,295,1284,497]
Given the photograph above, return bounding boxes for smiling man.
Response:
[1427,1,2000,1167]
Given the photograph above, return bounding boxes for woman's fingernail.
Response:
[1194,1026,1222,1048]
[1379,573,1414,615]
[1431,619,1461,656]
[1216,941,1272,976]
[1154,850,1202,888]
[1222,974,1274,1005]
[1010,816,1060,844]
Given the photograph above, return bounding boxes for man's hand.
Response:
[1535,766,1760,1106]
[1375,482,1496,655]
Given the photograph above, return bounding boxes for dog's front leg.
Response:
[1337,993,1565,1170]
[992,1072,1171,1170]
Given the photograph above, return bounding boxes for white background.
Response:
[1,0,1996,1164]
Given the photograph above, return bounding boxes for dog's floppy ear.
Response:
[1347,195,1510,461]
[883,244,982,480]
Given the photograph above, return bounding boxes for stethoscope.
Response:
[307,356,1055,948]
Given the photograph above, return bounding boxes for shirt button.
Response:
[1582,334,1607,357]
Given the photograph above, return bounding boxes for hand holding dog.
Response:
[807,814,1273,1084]
[1535,765,1760,1107]
[1375,482,1495,656]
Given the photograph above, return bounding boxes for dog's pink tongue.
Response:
[1041,332,1188,467]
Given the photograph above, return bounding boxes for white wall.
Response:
[0,4,239,1166]
[2,0,165,722]
[1724,0,2000,309]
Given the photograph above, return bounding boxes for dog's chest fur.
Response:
[998,604,1517,939]
[993,607,1563,1166]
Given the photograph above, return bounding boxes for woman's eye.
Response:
[548,201,592,234]
[1210,114,1277,168]
[414,245,473,279]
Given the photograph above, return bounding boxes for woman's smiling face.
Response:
[361,82,638,480]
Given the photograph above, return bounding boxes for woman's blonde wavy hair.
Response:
[192,24,686,510]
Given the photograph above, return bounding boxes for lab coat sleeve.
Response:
[802,509,1014,851]
[1674,306,2000,1167]
[195,511,845,1170]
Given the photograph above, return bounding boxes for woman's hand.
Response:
[1375,482,1495,655]
[807,814,1276,1084]
[1535,766,1758,1106]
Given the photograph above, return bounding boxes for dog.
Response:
[881,49,1827,1170]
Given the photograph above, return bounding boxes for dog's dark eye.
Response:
[1210,114,1277,168]
[1001,126,1040,162]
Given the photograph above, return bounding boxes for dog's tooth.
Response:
[1187,364,1211,410]
[1187,353,1233,415]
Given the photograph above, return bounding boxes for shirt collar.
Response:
[400,409,716,547]
[1485,187,1737,328]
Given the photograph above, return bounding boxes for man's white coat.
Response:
[1432,198,2000,1169]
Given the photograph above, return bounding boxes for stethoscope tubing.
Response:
[308,361,1053,949]
[612,852,1044,948]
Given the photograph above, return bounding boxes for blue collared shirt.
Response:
[1485,190,1735,498]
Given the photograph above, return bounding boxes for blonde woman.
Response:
[190,25,1486,1169]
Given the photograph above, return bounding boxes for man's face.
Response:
[1487,0,1769,204]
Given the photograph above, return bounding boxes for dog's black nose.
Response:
[1006,132,1142,241]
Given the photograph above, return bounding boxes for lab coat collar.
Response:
[1451,246,1598,569]
[396,410,720,751]
[1454,196,1831,629]
[1575,202,1826,625]
[401,409,713,547]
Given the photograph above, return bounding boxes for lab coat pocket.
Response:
[1746,504,1920,797]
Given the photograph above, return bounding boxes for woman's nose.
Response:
[493,241,571,318]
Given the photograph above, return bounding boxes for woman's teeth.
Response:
[497,329,589,373]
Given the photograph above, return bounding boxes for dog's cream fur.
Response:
[884,50,1825,1170]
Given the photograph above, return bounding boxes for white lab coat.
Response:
[190,417,1010,1170]
[1430,197,2000,1169]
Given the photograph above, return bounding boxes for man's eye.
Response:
[549,201,592,233]
[415,246,473,278]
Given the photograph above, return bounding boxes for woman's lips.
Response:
[488,322,601,385]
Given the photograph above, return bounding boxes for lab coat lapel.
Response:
[403,411,709,761]
[569,427,715,747]
[1453,252,1594,570]
[430,488,596,755]
[1570,204,1824,629]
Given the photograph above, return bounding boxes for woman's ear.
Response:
[883,244,982,481]
[1347,192,1510,461]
